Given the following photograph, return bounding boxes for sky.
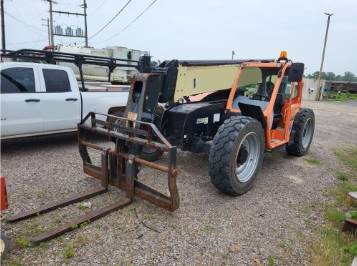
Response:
[2,0,357,75]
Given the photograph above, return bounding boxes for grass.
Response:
[331,180,357,208]
[344,243,357,256]
[325,208,346,225]
[337,172,349,181]
[15,237,31,248]
[304,157,321,165]
[76,235,89,246]
[326,92,357,102]
[62,235,90,261]
[312,228,356,266]
[63,243,75,259]
[5,258,22,266]
[267,256,275,266]
[311,147,357,265]
[334,147,357,172]
[78,203,87,210]
[278,239,292,250]
[350,210,357,219]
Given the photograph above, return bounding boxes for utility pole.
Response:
[315,13,333,101]
[46,0,88,47]
[82,0,88,47]
[1,0,6,50]
[44,0,55,46]
[42,18,51,46]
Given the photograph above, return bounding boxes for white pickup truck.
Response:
[0,62,128,139]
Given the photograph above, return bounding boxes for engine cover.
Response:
[162,100,226,152]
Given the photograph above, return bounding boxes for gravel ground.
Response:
[1,100,357,265]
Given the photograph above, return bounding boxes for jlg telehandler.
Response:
[113,50,315,195]
[4,50,314,244]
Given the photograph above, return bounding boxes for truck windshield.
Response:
[236,67,279,101]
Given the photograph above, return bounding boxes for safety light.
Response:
[279,51,288,59]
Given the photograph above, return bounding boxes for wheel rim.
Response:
[235,132,260,183]
[302,118,313,149]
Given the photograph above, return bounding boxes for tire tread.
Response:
[209,116,263,195]
[286,108,315,156]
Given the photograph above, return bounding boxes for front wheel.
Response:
[209,116,265,196]
[286,108,315,156]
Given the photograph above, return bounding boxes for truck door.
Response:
[0,65,44,138]
[39,67,81,132]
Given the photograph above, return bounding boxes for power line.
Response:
[8,39,47,45]
[89,0,132,40]
[4,11,47,34]
[42,18,51,46]
[102,0,158,42]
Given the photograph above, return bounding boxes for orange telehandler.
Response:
[4,50,314,244]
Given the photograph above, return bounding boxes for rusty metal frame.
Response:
[7,112,179,245]
[78,112,179,211]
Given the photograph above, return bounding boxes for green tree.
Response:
[309,71,326,80]
[343,71,355,81]
[306,71,357,81]
[325,72,336,81]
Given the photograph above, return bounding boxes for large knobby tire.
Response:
[209,116,265,196]
[139,147,164,162]
[108,108,125,124]
[286,108,315,156]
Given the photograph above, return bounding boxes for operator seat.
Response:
[253,83,269,101]
[272,82,287,126]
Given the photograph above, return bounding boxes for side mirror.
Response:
[288,63,304,82]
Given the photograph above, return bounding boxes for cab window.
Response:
[42,69,71,93]
[0,67,36,93]
[236,67,278,100]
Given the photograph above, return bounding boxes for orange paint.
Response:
[225,60,303,151]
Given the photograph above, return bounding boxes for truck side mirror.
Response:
[288,63,304,82]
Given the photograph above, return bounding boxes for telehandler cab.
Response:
[6,50,314,244]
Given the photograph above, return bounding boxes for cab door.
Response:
[38,66,81,132]
[0,64,44,138]
[282,80,303,135]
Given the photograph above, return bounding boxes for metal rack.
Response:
[0,49,150,89]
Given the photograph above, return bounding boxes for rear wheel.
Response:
[108,108,125,124]
[286,108,315,156]
[209,116,265,196]
[139,147,164,162]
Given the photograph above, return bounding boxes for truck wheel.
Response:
[286,108,315,156]
[108,108,125,124]
[0,232,10,258]
[139,147,164,162]
[209,116,265,196]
